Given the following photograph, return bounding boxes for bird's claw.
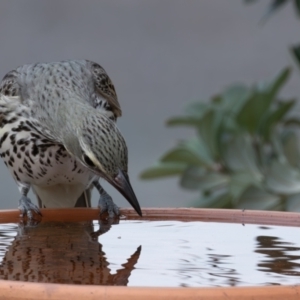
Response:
[98,193,120,219]
[91,217,120,240]
[18,196,42,223]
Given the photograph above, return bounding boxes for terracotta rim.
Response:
[0,207,299,300]
[2,281,300,300]
[1,207,300,227]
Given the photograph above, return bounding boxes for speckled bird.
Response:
[0,60,142,219]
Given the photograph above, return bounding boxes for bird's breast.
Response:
[0,120,93,187]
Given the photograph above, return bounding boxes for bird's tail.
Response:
[36,187,92,208]
[75,189,92,207]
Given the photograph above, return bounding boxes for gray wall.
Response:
[0,1,298,209]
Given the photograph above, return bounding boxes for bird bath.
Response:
[0,208,299,299]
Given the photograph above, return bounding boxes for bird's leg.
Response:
[17,182,42,220]
[93,180,120,218]
[90,217,120,240]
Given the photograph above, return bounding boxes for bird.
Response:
[0,60,142,220]
[0,222,142,284]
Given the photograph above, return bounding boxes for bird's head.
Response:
[63,108,142,216]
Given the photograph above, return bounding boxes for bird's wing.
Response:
[1,61,122,117]
[0,69,59,144]
[0,60,121,141]
[88,61,122,118]
[0,70,20,97]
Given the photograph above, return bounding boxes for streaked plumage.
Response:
[0,60,142,219]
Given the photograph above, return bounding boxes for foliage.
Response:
[245,1,300,69]
[140,68,300,210]
[140,1,300,211]
[244,0,300,22]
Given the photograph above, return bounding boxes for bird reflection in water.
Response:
[256,235,300,278]
[0,220,141,285]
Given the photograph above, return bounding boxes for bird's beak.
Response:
[107,169,142,217]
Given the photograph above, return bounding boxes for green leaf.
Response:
[204,193,233,208]
[211,95,222,104]
[236,92,271,133]
[222,133,262,178]
[196,109,224,159]
[260,0,289,24]
[290,44,300,70]
[167,102,211,127]
[236,68,290,133]
[185,102,209,116]
[161,138,213,167]
[286,193,300,211]
[281,130,300,168]
[294,0,300,17]
[266,67,291,99]
[259,99,295,140]
[166,116,200,127]
[283,117,300,126]
[140,162,187,179]
[191,190,233,209]
[221,84,250,115]
[266,160,300,194]
[237,186,280,210]
[229,171,261,200]
[180,166,229,191]
[167,104,227,162]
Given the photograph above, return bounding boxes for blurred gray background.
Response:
[0,1,299,209]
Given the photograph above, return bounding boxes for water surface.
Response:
[0,220,299,287]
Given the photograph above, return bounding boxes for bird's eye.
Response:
[83,154,95,168]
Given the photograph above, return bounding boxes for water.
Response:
[0,220,299,287]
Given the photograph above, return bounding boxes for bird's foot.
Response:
[18,196,42,223]
[90,217,120,240]
[98,193,120,219]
